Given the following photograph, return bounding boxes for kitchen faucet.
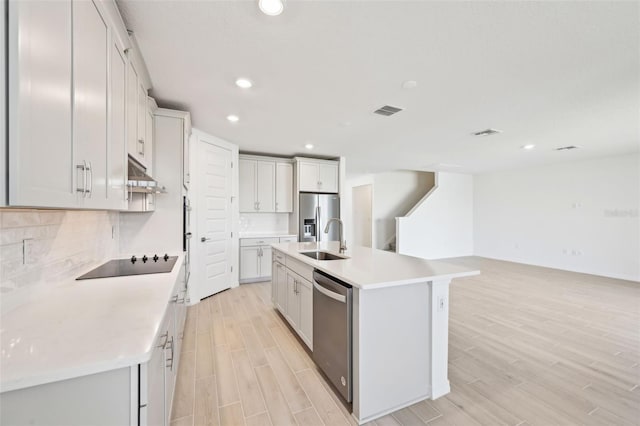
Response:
[324,218,347,253]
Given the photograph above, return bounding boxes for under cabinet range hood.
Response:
[127,155,166,194]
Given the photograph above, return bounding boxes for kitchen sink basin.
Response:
[300,251,348,261]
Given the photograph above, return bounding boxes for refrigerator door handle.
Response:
[315,205,320,242]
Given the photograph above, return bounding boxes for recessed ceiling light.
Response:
[227,115,239,123]
[305,143,314,150]
[402,80,418,89]
[235,78,253,89]
[522,144,536,150]
[258,0,284,16]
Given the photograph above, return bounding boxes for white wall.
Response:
[373,171,434,250]
[397,172,474,259]
[474,154,640,281]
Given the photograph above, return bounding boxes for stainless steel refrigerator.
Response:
[299,193,340,242]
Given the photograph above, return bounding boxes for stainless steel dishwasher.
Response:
[312,269,353,402]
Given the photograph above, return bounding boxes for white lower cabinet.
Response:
[272,249,313,349]
[239,237,279,282]
[0,261,188,426]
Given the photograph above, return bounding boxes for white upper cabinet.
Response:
[297,159,339,193]
[256,161,276,212]
[73,0,109,208]
[239,156,293,213]
[126,60,140,162]
[8,0,76,208]
[275,162,293,212]
[239,158,275,213]
[108,36,127,209]
[127,57,153,172]
[8,0,130,210]
[239,159,257,212]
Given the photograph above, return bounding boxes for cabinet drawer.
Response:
[286,256,313,282]
[279,236,297,243]
[240,237,279,247]
[273,250,286,265]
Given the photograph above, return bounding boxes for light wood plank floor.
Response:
[171,257,640,426]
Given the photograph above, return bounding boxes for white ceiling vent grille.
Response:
[473,128,502,137]
[374,105,403,116]
[555,145,581,151]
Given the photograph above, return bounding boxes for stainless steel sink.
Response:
[300,251,347,261]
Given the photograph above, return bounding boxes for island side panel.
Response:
[353,282,432,423]
[430,278,452,398]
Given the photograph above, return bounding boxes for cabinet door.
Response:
[271,261,278,303]
[145,107,154,176]
[297,276,313,349]
[164,302,177,423]
[183,122,190,189]
[256,161,275,212]
[74,0,109,207]
[298,162,320,192]
[143,318,168,426]
[126,60,140,162]
[137,84,148,166]
[275,263,287,313]
[319,163,339,193]
[108,37,127,209]
[285,272,300,328]
[275,162,293,212]
[260,246,272,277]
[239,159,257,212]
[8,0,77,208]
[240,247,260,280]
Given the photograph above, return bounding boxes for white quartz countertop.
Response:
[272,242,479,289]
[239,232,297,239]
[0,254,184,393]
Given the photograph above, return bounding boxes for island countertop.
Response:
[271,241,479,289]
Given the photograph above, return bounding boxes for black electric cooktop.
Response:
[76,254,178,280]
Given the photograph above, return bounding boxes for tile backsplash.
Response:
[239,212,290,234]
[0,209,119,295]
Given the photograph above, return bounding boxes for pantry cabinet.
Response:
[7,0,138,210]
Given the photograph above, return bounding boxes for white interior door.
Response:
[198,141,233,298]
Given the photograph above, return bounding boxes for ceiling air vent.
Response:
[374,105,403,116]
[555,145,581,151]
[473,128,502,137]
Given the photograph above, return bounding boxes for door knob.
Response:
[201,237,212,242]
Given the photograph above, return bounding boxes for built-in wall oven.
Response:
[183,196,192,289]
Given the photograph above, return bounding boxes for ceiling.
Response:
[117,1,639,175]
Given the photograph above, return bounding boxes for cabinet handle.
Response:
[165,336,174,371]
[86,161,93,198]
[76,162,87,196]
[138,139,145,155]
[157,331,168,349]
[170,294,179,303]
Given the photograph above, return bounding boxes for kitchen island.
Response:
[271,241,480,424]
